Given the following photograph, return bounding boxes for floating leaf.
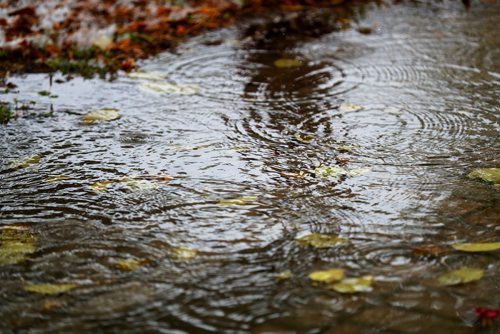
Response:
[81,108,120,124]
[46,175,69,183]
[90,180,115,192]
[128,71,165,81]
[438,267,484,286]
[383,107,401,115]
[452,242,500,253]
[330,275,373,293]
[217,196,257,206]
[276,270,293,281]
[411,244,448,257]
[309,268,345,283]
[170,247,198,260]
[314,166,346,179]
[140,82,199,95]
[294,133,315,143]
[10,154,40,169]
[38,90,51,96]
[280,171,308,179]
[116,258,148,272]
[0,227,36,266]
[295,233,348,248]
[24,283,76,294]
[339,103,363,112]
[274,58,303,68]
[467,168,500,185]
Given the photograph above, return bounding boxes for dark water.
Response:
[1,1,499,333]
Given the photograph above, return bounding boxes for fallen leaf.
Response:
[10,154,40,169]
[314,165,346,180]
[411,244,448,257]
[46,175,69,183]
[170,247,198,260]
[81,108,120,124]
[276,270,293,281]
[452,242,500,252]
[438,267,484,286]
[467,168,500,185]
[339,103,363,112]
[0,227,36,266]
[330,275,373,293]
[217,196,257,206]
[295,233,348,248]
[274,58,303,68]
[294,133,315,143]
[309,268,345,283]
[90,180,115,192]
[140,82,199,95]
[24,283,76,294]
[116,258,148,272]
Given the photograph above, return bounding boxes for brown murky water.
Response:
[1,1,499,333]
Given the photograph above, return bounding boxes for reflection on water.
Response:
[1,1,499,333]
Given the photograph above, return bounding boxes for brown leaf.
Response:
[411,244,448,257]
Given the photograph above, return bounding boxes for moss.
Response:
[0,103,12,124]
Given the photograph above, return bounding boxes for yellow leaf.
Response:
[217,196,257,206]
[81,108,120,124]
[0,228,36,266]
[170,247,197,260]
[116,258,148,272]
[437,268,484,286]
[24,283,76,294]
[330,275,373,293]
[467,168,500,185]
[46,175,69,183]
[10,154,40,169]
[295,233,348,248]
[309,268,345,283]
[452,242,500,252]
[274,58,303,68]
[90,180,115,192]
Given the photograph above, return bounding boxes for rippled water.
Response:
[1,1,499,333]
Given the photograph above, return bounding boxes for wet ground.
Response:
[1,1,499,333]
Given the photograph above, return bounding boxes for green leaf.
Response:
[217,196,257,206]
[452,242,500,252]
[140,82,199,95]
[10,154,41,169]
[295,233,348,248]
[0,228,36,266]
[467,168,500,185]
[338,103,363,112]
[170,247,198,260]
[330,275,373,293]
[309,268,345,283]
[438,267,484,286]
[274,58,303,68]
[116,258,148,272]
[24,283,76,294]
[81,108,120,124]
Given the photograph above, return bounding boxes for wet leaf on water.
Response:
[338,103,363,112]
[330,275,374,293]
[294,133,315,143]
[383,107,401,115]
[452,242,500,253]
[140,82,199,95]
[90,180,115,192]
[170,247,198,260]
[38,90,51,96]
[295,233,348,248]
[24,283,76,294]
[46,175,69,183]
[81,108,120,124]
[10,154,40,169]
[314,165,346,179]
[217,196,257,206]
[280,171,308,179]
[274,58,303,68]
[411,244,448,257]
[467,168,500,185]
[116,258,148,272]
[438,267,484,286]
[276,270,293,281]
[0,227,36,266]
[128,71,165,81]
[309,268,345,283]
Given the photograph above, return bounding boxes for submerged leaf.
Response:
[339,103,363,112]
[0,228,36,266]
[170,247,198,260]
[116,258,148,272]
[309,268,345,283]
[295,233,348,248]
[276,270,293,281]
[24,283,76,294]
[217,196,257,206]
[452,242,500,253]
[81,108,120,124]
[140,82,199,95]
[10,154,41,169]
[330,275,373,293]
[274,58,303,68]
[438,268,484,286]
[467,168,500,185]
